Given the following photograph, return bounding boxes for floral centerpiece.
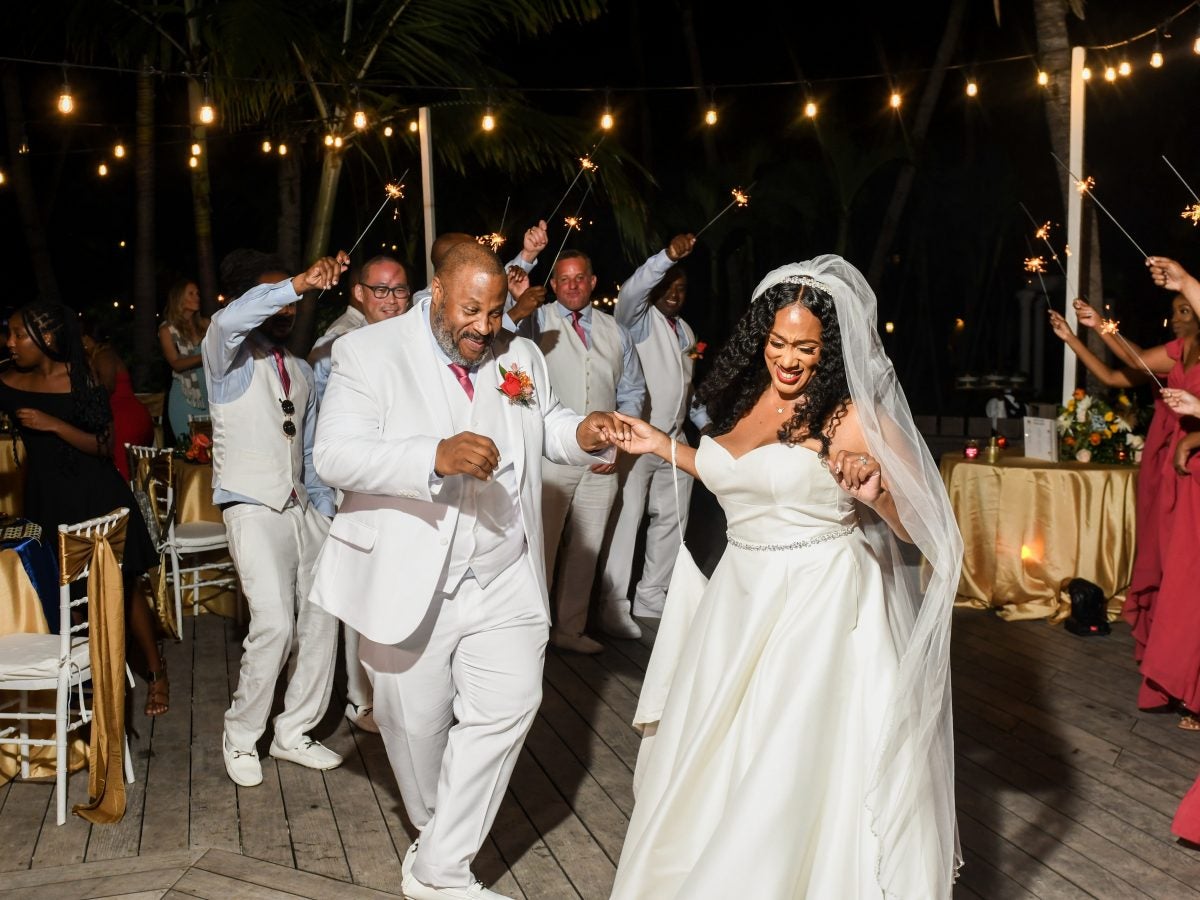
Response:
[1056,389,1142,464]
[175,432,213,465]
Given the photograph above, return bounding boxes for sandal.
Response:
[145,659,170,717]
[1179,713,1200,732]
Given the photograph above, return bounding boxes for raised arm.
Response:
[1147,256,1200,318]
[615,234,695,341]
[1048,309,1151,388]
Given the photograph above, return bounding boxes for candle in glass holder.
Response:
[1116,446,1128,463]
[964,439,980,459]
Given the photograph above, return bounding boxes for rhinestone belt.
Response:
[726,524,857,552]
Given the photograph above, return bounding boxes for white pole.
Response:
[1062,46,1085,406]
[419,106,436,282]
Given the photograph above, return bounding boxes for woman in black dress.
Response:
[1,302,168,716]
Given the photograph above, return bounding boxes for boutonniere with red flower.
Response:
[685,340,707,360]
[497,362,536,407]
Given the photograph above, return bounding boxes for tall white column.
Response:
[1062,45,1086,405]
[419,106,436,283]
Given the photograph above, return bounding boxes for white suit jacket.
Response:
[310,305,600,644]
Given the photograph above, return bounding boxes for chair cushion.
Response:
[173,521,229,550]
[0,633,90,682]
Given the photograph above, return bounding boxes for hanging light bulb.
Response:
[1194,24,1200,55]
[1118,60,1131,76]
[383,125,393,137]
[1037,70,1050,87]
[889,91,902,109]
[277,143,288,156]
[353,109,367,130]
[804,100,818,119]
[198,103,214,124]
[600,105,614,130]
[333,135,344,148]
[18,138,29,155]
[408,120,419,133]
[704,105,717,126]
[188,156,198,169]
[57,89,74,115]
[324,133,335,147]
[113,142,126,158]
[261,140,272,153]
[191,142,202,156]
[965,80,978,97]
[97,162,108,177]
[1150,45,1164,68]
[1081,66,1092,81]
[0,170,6,186]
[481,107,496,131]
[1103,65,1117,81]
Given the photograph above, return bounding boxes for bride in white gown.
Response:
[608,256,962,899]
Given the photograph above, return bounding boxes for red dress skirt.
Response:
[109,369,154,480]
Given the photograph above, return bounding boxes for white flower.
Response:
[1075,448,1092,463]
[1125,433,1144,450]
[1075,407,1087,423]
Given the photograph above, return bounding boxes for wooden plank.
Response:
[0,781,52,872]
[0,866,183,899]
[274,759,350,881]
[141,618,196,855]
[187,616,238,853]
[556,653,639,724]
[170,868,298,900]
[193,847,397,899]
[956,806,1092,899]
[86,689,154,861]
[236,758,293,868]
[954,850,1038,900]
[542,656,641,770]
[93,891,169,900]
[30,768,92,868]
[0,849,203,890]
[489,789,580,900]
[507,751,615,900]
[320,721,403,892]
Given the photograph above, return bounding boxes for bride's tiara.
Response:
[761,273,832,296]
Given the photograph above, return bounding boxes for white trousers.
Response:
[360,556,547,888]
[599,450,694,616]
[541,461,619,636]
[222,503,337,750]
[344,625,372,708]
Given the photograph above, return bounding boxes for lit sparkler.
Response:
[1019,202,1067,277]
[1022,236,1052,311]
[317,170,409,298]
[546,137,606,223]
[1024,256,1047,274]
[564,216,582,231]
[1099,317,1165,389]
[477,196,512,252]
[694,186,752,240]
[1183,204,1200,226]
[1051,154,1148,259]
[543,179,595,286]
[1035,221,1050,241]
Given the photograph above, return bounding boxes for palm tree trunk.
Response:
[291,147,345,354]
[186,79,218,316]
[2,68,59,303]
[276,144,302,271]
[865,0,968,289]
[132,65,158,391]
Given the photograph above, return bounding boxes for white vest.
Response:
[637,308,696,436]
[210,347,309,511]
[538,309,624,415]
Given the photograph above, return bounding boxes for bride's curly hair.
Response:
[697,280,849,456]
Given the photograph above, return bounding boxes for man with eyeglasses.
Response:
[203,247,349,788]
[308,254,409,735]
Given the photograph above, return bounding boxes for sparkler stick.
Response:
[1099,318,1164,389]
[1163,155,1200,203]
[543,179,595,286]
[1050,153,1148,258]
[694,186,752,240]
[546,137,605,223]
[1018,201,1067,276]
[317,171,408,299]
[1022,236,1052,310]
[478,196,513,252]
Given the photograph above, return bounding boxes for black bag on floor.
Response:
[1063,578,1111,636]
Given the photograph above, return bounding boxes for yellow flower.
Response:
[1104,411,1114,422]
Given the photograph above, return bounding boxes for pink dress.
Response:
[1127,339,1200,712]
[1175,777,1200,845]
[109,368,154,481]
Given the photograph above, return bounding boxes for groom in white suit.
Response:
[310,242,624,900]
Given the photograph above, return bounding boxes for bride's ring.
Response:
[857,455,868,464]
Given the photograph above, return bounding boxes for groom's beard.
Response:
[432,305,493,367]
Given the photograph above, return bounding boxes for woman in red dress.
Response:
[1048,294,1200,729]
[81,319,154,480]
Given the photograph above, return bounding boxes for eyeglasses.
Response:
[280,398,296,439]
[359,283,411,300]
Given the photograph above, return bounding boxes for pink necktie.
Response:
[667,316,679,335]
[270,347,291,395]
[571,310,588,349]
[448,363,474,400]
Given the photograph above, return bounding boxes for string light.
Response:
[704,104,718,126]
[97,162,108,176]
[198,102,214,124]
[191,142,201,156]
[408,120,418,133]
[278,143,288,156]
[481,107,496,131]
[1194,22,1200,54]
[1118,59,1132,76]
[1037,70,1049,87]
[383,125,393,137]
[1082,66,1092,80]
[261,140,272,153]
[965,79,978,97]
[600,108,614,130]
[1103,65,1117,82]
[884,322,895,334]
[113,142,126,158]
[333,135,343,148]
[188,156,198,169]
[324,133,334,146]
[889,91,902,109]
[353,109,367,130]
[0,170,6,186]
[1151,43,1164,68]
[804,100,818,118]
[57,70,74,114]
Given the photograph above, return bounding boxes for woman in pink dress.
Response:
[1048,294,1200,729]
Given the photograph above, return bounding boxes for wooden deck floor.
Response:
[2,605,1199,899]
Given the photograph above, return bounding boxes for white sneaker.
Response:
[222,730,262,787]
[599,601,642,639]
[550,630,604,655]
[345,701,380,733]
[269,736,343,770]
[631,597,664,619]
[402,872,512,900]
[402,839,419,880]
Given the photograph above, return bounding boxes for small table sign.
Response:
[1023,416,1058,462]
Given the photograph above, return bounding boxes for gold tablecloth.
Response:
[0,543,87,785]
[941,454,1138,621]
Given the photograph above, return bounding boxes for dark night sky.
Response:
[3,1,1200,409]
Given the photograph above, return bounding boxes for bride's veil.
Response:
[752,256,964,898]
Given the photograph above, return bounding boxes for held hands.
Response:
[434,431,501,481]
[13,408,62,434]
[1071,298,1102,329]
[293,251,350,295]
[1146,256,1193,293]
[1162,388,1200,418]
[666,233,696,262]
[829,449,884,504]
[521,220,549,262]
[606,412,669,457]
[576,412,633,453]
